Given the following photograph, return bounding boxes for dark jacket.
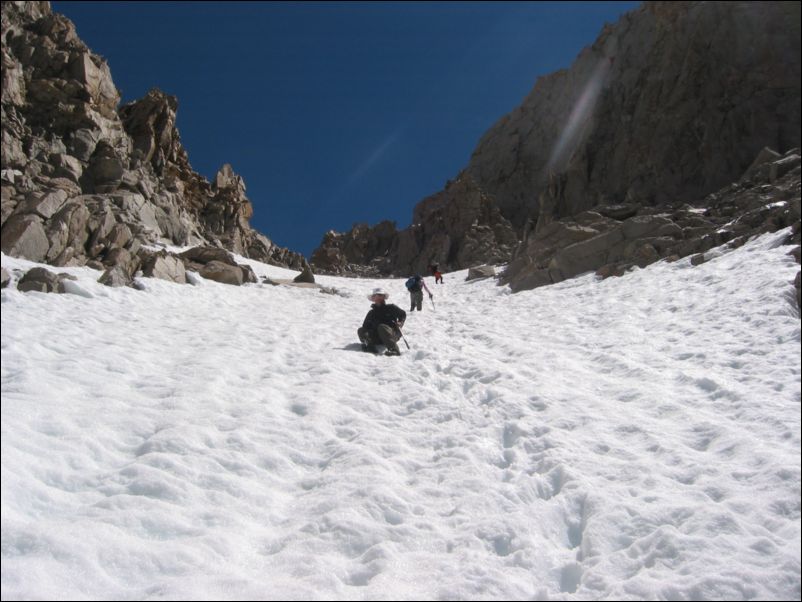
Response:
[362,302,406,335]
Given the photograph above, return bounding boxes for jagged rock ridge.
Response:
[1,1,306,288]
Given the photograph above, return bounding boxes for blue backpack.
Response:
[405,276,420,291]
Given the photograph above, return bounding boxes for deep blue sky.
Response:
[53,1,640,257]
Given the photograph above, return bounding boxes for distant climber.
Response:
[429,263,443,284]
[405,274,433,311]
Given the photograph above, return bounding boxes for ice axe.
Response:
[395,320,410,349]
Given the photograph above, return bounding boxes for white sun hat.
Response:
[368,287,389,300]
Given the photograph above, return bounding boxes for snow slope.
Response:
[2,230,800,600]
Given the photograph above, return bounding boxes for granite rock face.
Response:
[1,1,306,288]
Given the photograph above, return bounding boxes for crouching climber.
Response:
[357,287,406,356]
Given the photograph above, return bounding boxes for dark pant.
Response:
[409,290,423,311]
[358,324,400,351]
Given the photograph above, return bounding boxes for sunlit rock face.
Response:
[1,1,306,283]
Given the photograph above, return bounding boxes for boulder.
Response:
[98,264,131,287]
[293,265,315,283]
[466,265,496,281]
[1,214,50,262]
[199,260,244,286]
[550,228,626,280]
[17,266,76,293]
[15,189,69,219]
[179,246,235,266]
[141,253,186,284]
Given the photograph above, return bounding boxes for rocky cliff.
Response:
[467,1,800,229]
[1,1,305,287]
[310,1,800,298]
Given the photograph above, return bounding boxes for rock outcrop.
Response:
[310,220,399,277]
[311,173,517,276]
[1,1,306,288]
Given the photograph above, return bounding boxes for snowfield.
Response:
[2,229,800,601]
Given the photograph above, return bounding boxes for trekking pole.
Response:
[395,321,410,349]
[429,295,435,311]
